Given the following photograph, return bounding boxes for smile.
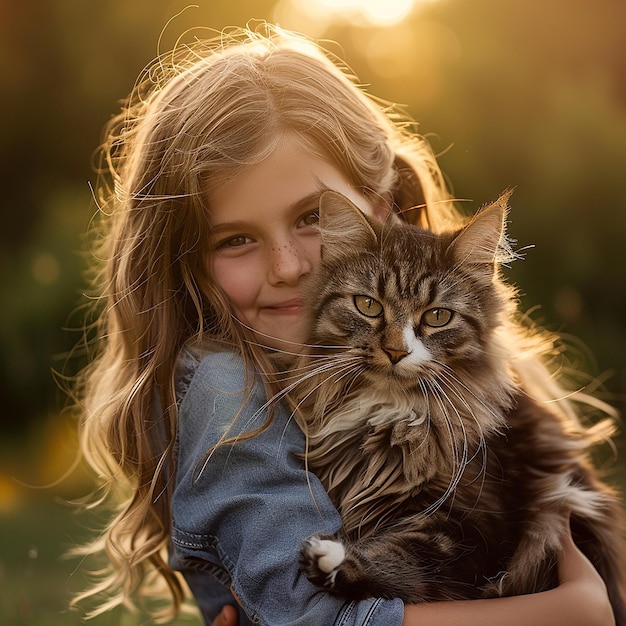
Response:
[263,299,304,314]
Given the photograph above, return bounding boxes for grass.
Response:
[0,491,207,626]
[0,417,202,626]
[1,493,110,625]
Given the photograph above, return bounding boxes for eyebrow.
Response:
[209,189,327,234]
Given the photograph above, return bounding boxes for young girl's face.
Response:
[208,134,374,351]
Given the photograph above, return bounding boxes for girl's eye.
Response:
[354,295,384,318]
[422,308,454,327]
[219,235,250,249]
[299,211,320,227]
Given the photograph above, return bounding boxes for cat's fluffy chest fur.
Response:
[287,191,626,621]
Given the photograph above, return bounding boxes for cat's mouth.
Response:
[365,361,422,385]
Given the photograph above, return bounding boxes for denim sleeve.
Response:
[170,351,405,626]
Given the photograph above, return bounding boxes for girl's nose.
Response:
[268,240,311,285]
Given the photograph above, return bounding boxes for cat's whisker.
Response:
[277,362,364,453]
[435,372,490,508]
[441,373,490,454]
[283,359,361,402]
[239,360,365,465]
[279,351,361,377]
[424,373,484,518]
[239,358,364,439]
[333,362,367,390]
[414,376,470,517]
[435,371,487,443]
[289,360,365,415]
[269,354,362,385]
[233,315,354,354]
[435,362,508,429]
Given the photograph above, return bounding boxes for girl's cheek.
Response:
[210,258,249,305]
[308,240,323,270]
[297,232,321,262]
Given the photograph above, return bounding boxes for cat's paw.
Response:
[300,534,346,590]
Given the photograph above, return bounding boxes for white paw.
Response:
[307,537,346,573]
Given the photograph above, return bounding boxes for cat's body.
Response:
[291,191,626,621]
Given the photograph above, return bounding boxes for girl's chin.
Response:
[259,336,306,353]
[250,324,305,351]
[254,319,306,353]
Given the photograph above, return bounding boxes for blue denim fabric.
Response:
[170,351,405,625]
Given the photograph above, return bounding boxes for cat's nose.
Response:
[383,347,409,364]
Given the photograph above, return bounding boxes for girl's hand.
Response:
[557,524,615,626]
[214,605,238,626]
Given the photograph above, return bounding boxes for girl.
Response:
[73,23,616,626]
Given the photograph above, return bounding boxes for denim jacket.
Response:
[169,349,405,625]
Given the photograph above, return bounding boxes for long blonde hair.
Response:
[72,23,615,621]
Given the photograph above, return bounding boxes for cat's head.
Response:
[302,190,518,401]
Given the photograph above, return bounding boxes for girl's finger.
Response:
[214,605,238,626]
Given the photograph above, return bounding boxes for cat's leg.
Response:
[299,534,346,590]
[300,531,430,601]
[300,529,471,602]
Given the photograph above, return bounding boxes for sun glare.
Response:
[316,0,417,26]
[271,0,457,108]
[274,0,437,31]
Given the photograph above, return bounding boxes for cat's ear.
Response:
[318,191,378,261]
[449,191,516,268]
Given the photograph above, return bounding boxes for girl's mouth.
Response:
[264,299,304,314]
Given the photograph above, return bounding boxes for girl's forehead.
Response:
[206,134,369,222]
[205,133,316,190]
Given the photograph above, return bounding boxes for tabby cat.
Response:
[290,190,626,621]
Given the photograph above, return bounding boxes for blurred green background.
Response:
[1,0,625,623]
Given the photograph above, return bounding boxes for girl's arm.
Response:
[213,525,614,626]
[173,351,404,625]
[402,526,614,626]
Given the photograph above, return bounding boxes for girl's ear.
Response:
[318,191,378,261]
[449,191,514,268]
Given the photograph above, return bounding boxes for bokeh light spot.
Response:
[31,253,60,286]
[554,287,584,323]
[273,0,439,32]
[318,0,417,26]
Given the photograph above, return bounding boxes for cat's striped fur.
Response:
[290,191,626,620]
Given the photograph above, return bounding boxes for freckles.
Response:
[271,242,294,273]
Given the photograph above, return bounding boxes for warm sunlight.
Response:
[273,0,438,33]
[273,0,460,109]
[309,0,418,26]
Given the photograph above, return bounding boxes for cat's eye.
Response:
[422,308,453,327]
[354,295,384,318]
